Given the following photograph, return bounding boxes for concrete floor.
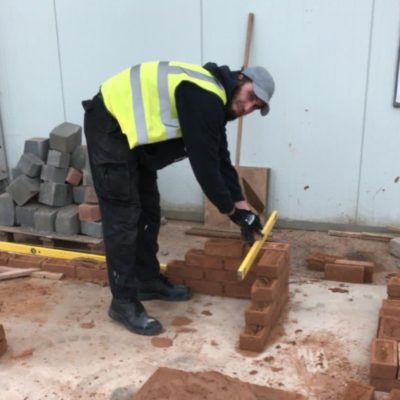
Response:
[0,220,399,399]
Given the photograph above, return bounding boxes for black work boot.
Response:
[136,275,192,301]
[108,298,162,336]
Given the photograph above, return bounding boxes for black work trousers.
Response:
[82,94,161,300]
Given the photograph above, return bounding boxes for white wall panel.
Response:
[357,0,400,226]
[0,0,64,168]
[54,0,203,212]
[203,0,373,223]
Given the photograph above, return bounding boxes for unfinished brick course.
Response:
[370,272,400,392]
[307,251,375,284]
[164,238,290,353]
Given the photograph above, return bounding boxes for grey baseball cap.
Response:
[242,66,275,116]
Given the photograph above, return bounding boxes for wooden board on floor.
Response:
[204,166,270,229]
[0,266,39,281]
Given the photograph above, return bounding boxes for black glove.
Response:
[229,209,263,244]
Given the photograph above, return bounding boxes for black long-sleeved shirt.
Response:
[140,63,244,214]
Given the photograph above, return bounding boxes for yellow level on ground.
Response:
[0,241,166,271]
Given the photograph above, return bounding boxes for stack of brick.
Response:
[340,381,375,399]
[2,122,102,238]
[0,250,108,286]
[0,324,6,357]
[306,252,375,283]
[239,242,289,352]
[164,238,290,353]
[369,274,400,391]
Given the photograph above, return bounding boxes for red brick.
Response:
[272,288,289,324]
[204,239,245,258]
[251,277,279,303]
[379,316,400,341]
[204,269,229,282]
[245,303,273,327]
[73,258,107,284]
[7,254,47,269]
[370,338,398,379]
[42,258,76,278]
[0,251,9,266]
[185,249,205,268]
[388,277,400,298]
[370,377,400,392]
[223,257,242,271]
[389,389,400,399]
[255,250,287,279]
[223,282,251,299]
[166,260,204,280]
[306,251,342,271]
[84,186,98,204]
[65,167,82,186]
[79,203,101,222]
[239,324,269,352]
[335,259,375,283]
[324,263,365,283]
[203,255,223,269]
[341,381,374,399]
[185,279,223,296]
[380,299,400,318]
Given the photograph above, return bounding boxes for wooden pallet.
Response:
[0,226,104,254]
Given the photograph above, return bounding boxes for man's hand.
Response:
[229,208,263,244]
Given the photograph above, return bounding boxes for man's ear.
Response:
[237,73,245,81]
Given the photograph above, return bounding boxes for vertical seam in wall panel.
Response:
[200,0,204,64]
[355,0,376,223]
[53,0,66,121]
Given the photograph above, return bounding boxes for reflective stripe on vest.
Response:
[100,61,227,149]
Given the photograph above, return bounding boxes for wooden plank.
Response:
[0,267,39,281]
[204,167,269,228]
[328,230,395,242]
[386,225,400,233]
[0,225,102,245]
[185,227,241,239]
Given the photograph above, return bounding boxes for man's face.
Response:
[226,78,265,121]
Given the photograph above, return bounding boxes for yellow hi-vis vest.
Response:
[100,61,227,149]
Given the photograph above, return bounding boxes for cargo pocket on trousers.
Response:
[94,163,133,202]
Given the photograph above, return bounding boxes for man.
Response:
[82,61,275,336]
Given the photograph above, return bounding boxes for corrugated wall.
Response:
[0,0,399,227]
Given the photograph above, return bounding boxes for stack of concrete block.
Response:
[340,381,375,399]
[239,242,289,352]
[0,324,6,358]
[2,122,102,238]
[369,275,400,391]
[306,252,375,283]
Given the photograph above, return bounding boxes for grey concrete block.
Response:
[16,153,44,178]
[47,150,70,168]
[16,202,40,228]
[11,168,23,180]
[6,175,40,206]
[38,182,72,207]
[34,205,58,232]
[0,192,16,226]
[49,122,82,153]
[24,137,49,161]
[71,145,87,170]
[40,164,68,184]
[55,205,80,235]
[390,238,400,259]
[72,186,85,204]
[80,220,103,238]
